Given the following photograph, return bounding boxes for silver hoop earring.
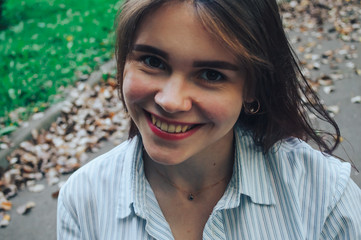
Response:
[243,100,260,114]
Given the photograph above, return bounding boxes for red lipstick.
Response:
[146,112,201,141]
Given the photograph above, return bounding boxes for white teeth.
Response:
[175,125,182,133]
[168,124,176,133]
[161,122,168,131]
[150,114,192,133]
[181,125,188,133]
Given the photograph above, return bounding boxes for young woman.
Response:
[57,0,361,239]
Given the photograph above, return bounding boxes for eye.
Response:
[200,70,225,82]
[142,56,166,70]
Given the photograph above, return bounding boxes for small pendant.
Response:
[188,193,194,201]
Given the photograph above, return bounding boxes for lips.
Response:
[145,111,202,140]
[150,114,194,133]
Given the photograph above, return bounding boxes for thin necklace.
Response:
[154,167,229,201]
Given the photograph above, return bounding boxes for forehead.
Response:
[133,1,237,63]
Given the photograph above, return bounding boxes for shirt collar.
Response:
[233,126,276,206]
[116,127,276,219]
[116,136,143,219]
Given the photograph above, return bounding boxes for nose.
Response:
[154,75,192,113]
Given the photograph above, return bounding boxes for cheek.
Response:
[201,92,243,126]
[123,68,154,105]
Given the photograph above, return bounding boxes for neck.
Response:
[143,134,235,195]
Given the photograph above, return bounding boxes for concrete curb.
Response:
[0,58,116,169]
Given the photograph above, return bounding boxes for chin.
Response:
[143,144,188,166]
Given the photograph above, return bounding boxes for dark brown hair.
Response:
[115,0,340,154]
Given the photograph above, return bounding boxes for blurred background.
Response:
[0,0,361,239]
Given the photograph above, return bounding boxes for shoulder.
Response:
[269,138,353,212]
[270,138,350,174]
[57,137,144,238]
[271,138,350,189]
[235,127,352,201]
[70,138,135,180]
[59,137,139,204]
[269,138,361,237]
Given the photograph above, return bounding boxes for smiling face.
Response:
[122,2,246,165]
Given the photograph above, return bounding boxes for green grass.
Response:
[0,0,122,134]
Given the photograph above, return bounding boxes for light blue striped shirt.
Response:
[57,127,361,239]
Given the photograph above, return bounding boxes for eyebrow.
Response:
[133,44,239,71]
[133,44,169,60]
